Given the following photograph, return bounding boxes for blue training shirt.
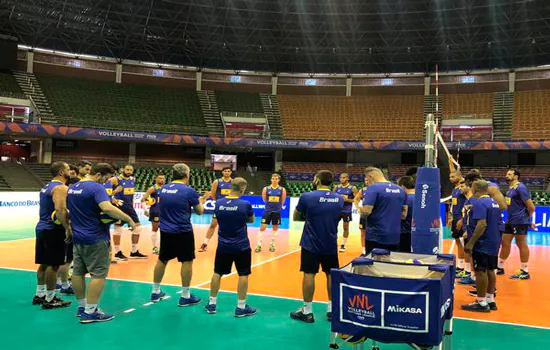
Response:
[464,196,477,238]
[264,186,283,213]
[159,181,200,234]
[507,182,531,225]
[114,175,136,207]
[296,189,344,255]
[36,180,65,232]
[471,195,502,256]
[363,182,407,245]
[67,180,112,245]
[216,178,232,199]
[334,184,354,214]
[214,196,254,253]
[401,193,415,235]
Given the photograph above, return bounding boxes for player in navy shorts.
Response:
[333,173,357,252]
[256,173,286,253]
[141,173,166,255]
[353,176,369,255]
[499,169,536,279]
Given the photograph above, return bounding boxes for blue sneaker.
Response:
[55,284,62,291]
[80,309,115,324]
[60,286,74,296]
[205,303,217,314]
[76,307,85,318]
[458,276,476,285]
[496,268,505,275]
[178,295,201,307]
[235,305,257,318]
[151,291,167,303]
[510,270,530,280]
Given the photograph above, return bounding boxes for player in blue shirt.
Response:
[33,161,72,310]
[256,173,287,253]
[205,178,257,317]
[76,160,92,180]
[397,176,415,253]
[141,173,166,255]
[109,164,146,260]
[353,176,369,255]
[199,167,233,252]
[359,167,408,254]
[290,170,344,324]
[499,169,536,280]
[333,173,358,253]
[447,157,468,277]
[150,164,205,307]
[68,163,138,324]
[463,180,502,313]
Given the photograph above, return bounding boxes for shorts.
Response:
[504,224,529,235]
[66,242,74,262]
[73,240,111,278]
[339,212,352,223]
[159,231,195,263]
[472,251,498,271]
[359,216,367,230]
[398,233,411,253]
[261,211,281,226]
[451,220,464,239]
[35,227,67,267]
[115,206,139,226]
[300,248,339,274]
[365,240,399,256]
[214,249,252,276]
[149,211,160,223]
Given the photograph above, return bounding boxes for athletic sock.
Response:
[56,277,62,286]
[342,237,348,246]
[257,232,263,247]
[36,285,46,297]
[181,287,191,299]
[303,302,313,315]
[477,297,487,307]
[62,281,70,289]
[486,293,495,303]
[78,299,86,308]
[327,302,332,313]
[237,300,246,309]
[457,259,465,269]
[520,263,529,273]
[45,290,55,302]
[85,303,97,314]
[152,283,161,294]
[361,248,366,255]
[209,296,217,305]
[464,262,471,273]
[498,259,506,269]
[114,245,120,253]
[151,232,158,247]
[131,244,138,253]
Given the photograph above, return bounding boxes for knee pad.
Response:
[113,225,123,236]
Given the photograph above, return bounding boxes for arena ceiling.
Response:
[2,0,550,74]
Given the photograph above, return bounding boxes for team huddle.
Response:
[32,160,534,323]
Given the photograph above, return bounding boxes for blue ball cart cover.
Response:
[330,254,455,347]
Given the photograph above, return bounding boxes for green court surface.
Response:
[2,269,549,350]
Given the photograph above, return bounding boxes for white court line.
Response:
[448,239,456,254]
[142,302,154,306]
[124,308,136,313]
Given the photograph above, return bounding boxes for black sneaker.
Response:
[32,295,45,305]
[339,245,346,253]
[290,309,315,323]
[129,250,148,259]
[326,312,332,322]
[496,267,505,275]
[461,302,490,313]
[115,251,128,261]
[469,289,497,297]
[488,302,498,311]
[42,296,71,309]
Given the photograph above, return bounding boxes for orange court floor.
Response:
[1,223,549,330]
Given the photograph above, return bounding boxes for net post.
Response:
[425,113,436,168]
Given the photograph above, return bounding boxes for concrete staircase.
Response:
[260,94,284,139]
[0,174,11,191]
[12,71,57,124]
[197,90,224,136]
[25,163,51,185]
[492,92,514,141]
[0,163,43,191]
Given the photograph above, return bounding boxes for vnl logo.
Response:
[346,292,377,319]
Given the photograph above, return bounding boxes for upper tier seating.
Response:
[513,90,550,140]
[215,91,264,114]
[278,95,425,141]
[0,71,25,99]
[36,74,206,134]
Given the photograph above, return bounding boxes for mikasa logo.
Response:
[387,305,423,314]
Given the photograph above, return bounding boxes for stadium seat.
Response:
[0,71,26,99]
[513,90,550,140]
